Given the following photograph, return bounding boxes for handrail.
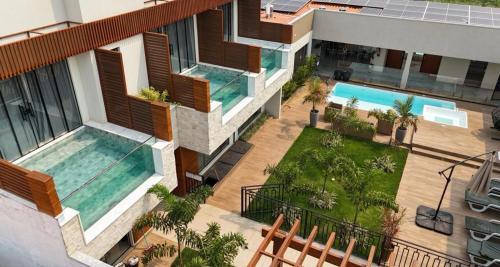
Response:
[241,184,473,266]
[0,21,81,41]
[61,136,155,202]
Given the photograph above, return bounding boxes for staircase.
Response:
[411,143,500,174]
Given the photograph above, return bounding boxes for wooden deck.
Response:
[207,84,500,261]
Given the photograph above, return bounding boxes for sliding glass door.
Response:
[154,17,197,73]
[0,60,82,161]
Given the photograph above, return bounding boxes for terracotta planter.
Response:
[376,120,394,135]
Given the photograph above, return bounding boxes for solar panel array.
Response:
[261,0,310,13]
[313,0,500,27]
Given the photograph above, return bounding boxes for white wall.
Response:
[481,63,500,90]
[63,0,143,23]
[102,35,149,96]
[371,48,387,72]
[0,0,67,38]
[437,57,470,84]
[67,52,107,123]
[312,10,500,64]
[0,190,86,267]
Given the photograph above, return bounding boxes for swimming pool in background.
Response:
[329,83,468,128]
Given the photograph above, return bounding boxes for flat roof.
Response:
[261,0,500,28]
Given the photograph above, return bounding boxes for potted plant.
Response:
[368,108,398,135]
[381,208,406,262]
[303,77,326,127]
[393,96,418,143]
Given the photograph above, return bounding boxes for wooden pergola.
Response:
[247,214,396,267]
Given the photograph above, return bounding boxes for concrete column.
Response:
[481,63,500,89]
[400,51,413,89]
[306,34,313,57]
[371,48,387,72]
[437,57,469,84]
[264,89,282,118]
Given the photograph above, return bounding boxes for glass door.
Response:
[0,60,82,161]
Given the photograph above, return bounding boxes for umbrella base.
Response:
[415,205,453,235]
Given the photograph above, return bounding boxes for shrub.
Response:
[139,87,168,102]
[282,80,298,101]
[292,65,310,87]
[368,108,398,124]
[370,154,396,173]
[321,130,343,149]
[309,190,337,210]
[240,113,270,142]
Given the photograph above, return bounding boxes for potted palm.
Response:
[393,96,418,143]
[368,108,398,135]
[303,77,326,127]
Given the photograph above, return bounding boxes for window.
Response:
[0,60,82,161]
[219,3,233,41]
[154,17,197,73]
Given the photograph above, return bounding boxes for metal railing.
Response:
[241,184,473,267]
[0,21,81,42]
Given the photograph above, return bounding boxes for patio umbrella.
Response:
[467,152,496,196]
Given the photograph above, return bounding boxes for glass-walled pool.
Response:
[262,48,283,80]
[19,126,155,229]
[184,65,248,114]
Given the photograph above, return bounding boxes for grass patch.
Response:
[172,248,199,267]
[265,127,408,231]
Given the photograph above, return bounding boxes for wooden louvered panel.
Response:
[94,49,132,128]
[247,45,262,74]
[128,96,154,135]
[238,0,260,39]
[171,73,195,108]
[193,78,211,113]
[151,101,173,141]
[0,160,32,201]
[0,160,62,217]
[197,10,224,66]
[143,32,173,95]
[260,22,293,44]
[0,0,232,80]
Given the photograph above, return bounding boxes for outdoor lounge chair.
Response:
[465,190,500,213]
[465,216,500,241]
[490,178,500,195]
[467,237,500,267]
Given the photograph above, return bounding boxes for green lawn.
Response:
[265,127,408,231]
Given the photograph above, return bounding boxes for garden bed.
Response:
[264,127,408,231]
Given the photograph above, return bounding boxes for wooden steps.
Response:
[411,143,500,174]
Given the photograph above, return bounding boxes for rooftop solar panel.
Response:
[360,6,383,14]
[470,17,493,25]
[330,0,350,4]
[381,9,403,17]
[404,5,425,12]
[447,9,468,17]
[446,15,468,23]
[426,7,447,14]
[428,2,448,8]
[387,0,408,5]
[470,6,491,13]
[260,0,309,13]
[493,8,500,14]
[471,12,492,19]
[347,0,369,7]
[424,12,446,21]
[448,3,468,11]
[366,0,387,8]
[494,20,500,26]
[402,10,424,19]
[494,13,500,19]
[385,4,406,10]
[407,1,427,7]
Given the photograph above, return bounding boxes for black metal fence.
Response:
[241,184,472,267]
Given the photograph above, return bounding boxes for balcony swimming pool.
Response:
[184,65,248,114]
[329,83,468,128]
[19,126,155,229]
[262,48,282,80]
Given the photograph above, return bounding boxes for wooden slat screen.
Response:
[0,160,62,217]
[237,0,293,44]
[128,96,154,135]
[193,78,211,112]
[171,74,211,112]
[197,10,225,66]
[197,9,262,73]
[173,147,199,196]
[95,49,132,128]
[143,32,173,95]
[0,0,232,80]
[151,101,173,141]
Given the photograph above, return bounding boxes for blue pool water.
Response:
[19,127,155,229]
[262,48,282,80]
[330,83,456,115]
[185,65,247,114]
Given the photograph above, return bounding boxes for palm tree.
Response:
[134,184,213,266]
[393,96,418,143]
[195,222,247,266]
[264,161,302,192]
[303,76,327,127]
[331,156,398,225]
